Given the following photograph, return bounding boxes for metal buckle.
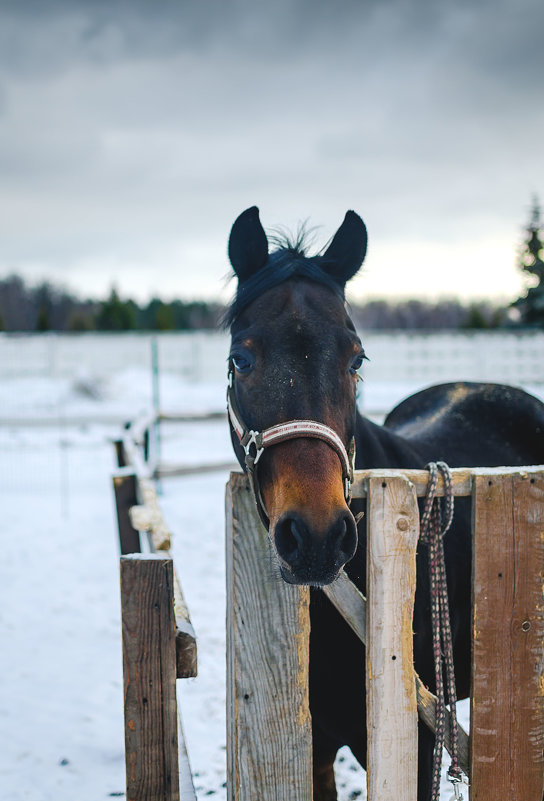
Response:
[242,430,264,468]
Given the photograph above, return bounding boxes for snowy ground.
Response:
[1,339,543,801]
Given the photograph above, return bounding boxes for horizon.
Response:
[0,269,522,309]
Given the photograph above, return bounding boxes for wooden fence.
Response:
[114,419,544,800]
[113,429,198,801]
[226,467,544,801]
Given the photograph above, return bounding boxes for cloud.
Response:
[0,0,542,300]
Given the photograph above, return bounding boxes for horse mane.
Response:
[224,225,344,327]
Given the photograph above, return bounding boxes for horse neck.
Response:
[354,411,424,471]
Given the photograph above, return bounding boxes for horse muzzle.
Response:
[273,508,358,586]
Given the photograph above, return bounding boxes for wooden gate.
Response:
[226,467,544,801]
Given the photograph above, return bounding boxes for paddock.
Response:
[114,415,544,801]
[1,332,543,800]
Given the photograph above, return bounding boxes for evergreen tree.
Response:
[512,196,544,327]
[36,306,50,331]
[95,288,136,331]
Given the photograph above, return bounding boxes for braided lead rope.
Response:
[420,462,464,801]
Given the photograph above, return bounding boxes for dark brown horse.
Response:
[225,206,544,800]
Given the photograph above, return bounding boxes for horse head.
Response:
[226,206,367,586]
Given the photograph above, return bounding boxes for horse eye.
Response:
[231,354,253,374]
[350,352,365,373]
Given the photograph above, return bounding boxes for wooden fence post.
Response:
[114,438,127,468]
[121,555,180,801]
[366,475,419,801]
[471,469,544,800]
[226,473,313,801]
[114,471,141,554]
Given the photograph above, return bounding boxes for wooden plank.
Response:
[226,465,543,499]
[352,467,473,498]
[323,568,367,645]
[122,430,152,479]
[322,569,470,775]
[120,555,180,801]
[113,472,141,554]
[353,465,544,499]
[471,471,544,800]
[366,475,419,801]
[114,439,127,468]
[226,473,313,801]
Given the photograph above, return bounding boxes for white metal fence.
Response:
[2,330,544,386]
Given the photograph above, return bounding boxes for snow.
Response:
[1,332,543,801]
[0,430,125,801]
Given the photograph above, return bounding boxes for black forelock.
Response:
[223,244,345,328]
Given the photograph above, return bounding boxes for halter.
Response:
[227,369,356,529]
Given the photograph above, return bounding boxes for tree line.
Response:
[0,275,514,333]
[0,278,223,332]
[1,199,542,332]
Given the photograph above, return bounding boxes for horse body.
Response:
[226,207,544,801]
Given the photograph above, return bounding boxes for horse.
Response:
[225,206,544,801]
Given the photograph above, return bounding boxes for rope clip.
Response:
[448,774,469,801]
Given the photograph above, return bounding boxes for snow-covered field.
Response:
[1,332,543,801]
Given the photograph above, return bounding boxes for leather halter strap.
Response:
[227,375,355,528]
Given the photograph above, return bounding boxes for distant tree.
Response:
[36,306,50,331]
[155,302,175,330]
[33,282,56,331]
[138,298,161,329]
[95,288,136,331]
[68,310,94,331]
[462,304,487,329]
[0,275,35,330]
[170,299,192,329]
[350,298,507,331]
[512,196,544,327]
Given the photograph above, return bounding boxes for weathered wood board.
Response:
[471,469,544,800]
[121,555,181,801]
[226,473,313,801]
[366,475,419,801]
[113,471,141,555]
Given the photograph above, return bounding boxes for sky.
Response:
[0,0,542,304]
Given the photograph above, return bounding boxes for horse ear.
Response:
[228,206,269,282]
[321,211,367,284]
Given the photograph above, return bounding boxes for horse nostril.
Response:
[335,514,358,561]
[275,517,304,562]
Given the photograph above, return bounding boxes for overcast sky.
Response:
[0,0,542,304]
